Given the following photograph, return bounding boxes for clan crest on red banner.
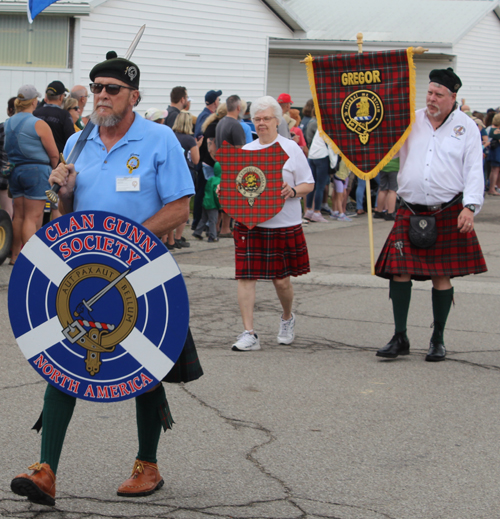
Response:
[216,142,289,229]
[305,48,416,180]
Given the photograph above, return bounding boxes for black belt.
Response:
[402,193,463,214]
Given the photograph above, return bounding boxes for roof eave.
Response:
[269,38,454,53]
[260,0,308,32]
[0,1,90,15]
[451,0,500,45]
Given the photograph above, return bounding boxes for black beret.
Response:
[89,51,140,89]
[429,67,462,93]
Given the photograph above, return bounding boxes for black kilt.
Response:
[163,327,203,383]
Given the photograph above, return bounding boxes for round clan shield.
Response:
[8,210,189,402]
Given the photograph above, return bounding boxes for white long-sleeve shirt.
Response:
[397,107,484,213]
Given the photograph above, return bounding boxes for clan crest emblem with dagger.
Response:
[56,265,137,376]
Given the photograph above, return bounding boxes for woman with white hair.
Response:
[231,96,315,351]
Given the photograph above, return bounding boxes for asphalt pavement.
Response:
[0,196,499,519]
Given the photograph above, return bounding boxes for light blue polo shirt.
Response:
[63,113,194,225]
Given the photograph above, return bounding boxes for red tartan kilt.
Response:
[234,222,310,280]
[375,203,487,281]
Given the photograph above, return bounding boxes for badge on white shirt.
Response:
[116,177,140,191]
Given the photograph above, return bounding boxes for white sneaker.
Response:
[304,209,314,221]
[337,213,352,222]
[310,212,329,223]
[232,331,261,351]
[277,313,296,344]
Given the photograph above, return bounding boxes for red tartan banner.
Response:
[216,142,288,229]
[305,48,416,180]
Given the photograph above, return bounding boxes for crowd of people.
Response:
[0,81,380,265]
[2,78,497,263]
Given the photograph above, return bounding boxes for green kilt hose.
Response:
[375,202,487,281]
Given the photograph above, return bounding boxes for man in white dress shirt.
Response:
[375,68,487,362]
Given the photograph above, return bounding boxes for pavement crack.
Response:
[181,386,308,518]
[445,356,500,371]
[1,380,45,392]
[297,497,398,519]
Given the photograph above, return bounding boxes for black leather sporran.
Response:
[408,215,437,248]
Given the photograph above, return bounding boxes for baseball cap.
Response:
[46,80,69,96]
[277,93,293,104]
[17,84,41,100]
[205,89,222,104]
[144,107,168,121]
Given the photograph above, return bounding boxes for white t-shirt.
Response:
[242,134,314,228]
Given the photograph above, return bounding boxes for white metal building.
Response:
[0,0,499,117]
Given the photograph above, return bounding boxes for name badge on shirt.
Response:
[116,177,140,192]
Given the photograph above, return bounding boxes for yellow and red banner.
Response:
[305,48,416,180]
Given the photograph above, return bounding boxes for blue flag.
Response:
[27,0,59,23]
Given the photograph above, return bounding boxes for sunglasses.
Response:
[89,83,136,95]
[70,107,79,111]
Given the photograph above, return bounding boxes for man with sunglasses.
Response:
[10,51,203,507]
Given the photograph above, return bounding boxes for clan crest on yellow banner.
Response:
[305,48,416,180]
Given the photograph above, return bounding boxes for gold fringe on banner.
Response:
[304,48,417,181]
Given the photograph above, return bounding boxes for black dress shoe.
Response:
[425,338,446,362]
[376,332,410,358]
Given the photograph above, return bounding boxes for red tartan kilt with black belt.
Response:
[234,222,310,280]
[375,203,487,281]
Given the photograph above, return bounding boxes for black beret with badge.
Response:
[89,51,140,89]
[429,67,462,93]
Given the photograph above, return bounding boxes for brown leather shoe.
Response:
[11,462,56,506]
[117,459,164,497]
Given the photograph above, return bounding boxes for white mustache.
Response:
[96,102,113,109]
